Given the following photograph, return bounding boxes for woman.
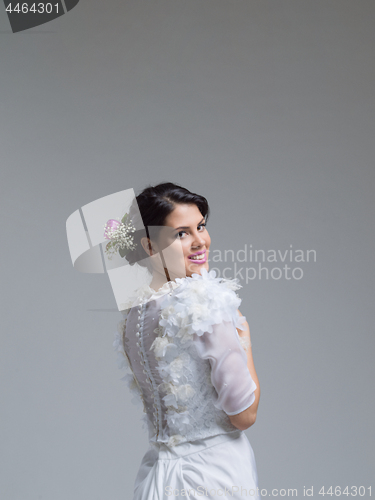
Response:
[113,182,261,499]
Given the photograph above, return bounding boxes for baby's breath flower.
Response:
[103,217,137,259]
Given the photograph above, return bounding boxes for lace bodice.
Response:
[113,269,257,447]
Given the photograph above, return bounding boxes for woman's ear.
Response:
[140,237,154,256]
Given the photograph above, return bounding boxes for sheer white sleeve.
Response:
[193,319,257,415]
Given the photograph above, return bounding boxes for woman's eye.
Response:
[175,223,206,239]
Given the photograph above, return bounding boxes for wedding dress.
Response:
[113,268,260,499]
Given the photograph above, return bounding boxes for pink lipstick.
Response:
[187,249,207,264]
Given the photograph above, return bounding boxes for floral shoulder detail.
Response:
[158,268,246,341]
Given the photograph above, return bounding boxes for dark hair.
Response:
[126,182,210,266]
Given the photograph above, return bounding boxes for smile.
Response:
[187,250,207,264]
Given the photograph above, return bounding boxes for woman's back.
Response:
[114,269,257,448]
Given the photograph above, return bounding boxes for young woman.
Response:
[113,182,261,499]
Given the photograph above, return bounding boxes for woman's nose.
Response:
[192,234,205,247]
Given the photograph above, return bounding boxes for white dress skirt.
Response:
[133,430,260,499]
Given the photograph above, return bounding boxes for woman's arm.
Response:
[228,310,261,431]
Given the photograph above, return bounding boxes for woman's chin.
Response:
[185,261,209,276]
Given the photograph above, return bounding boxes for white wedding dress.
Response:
[113,269,260,499]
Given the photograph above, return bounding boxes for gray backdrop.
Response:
[1,1,374,499]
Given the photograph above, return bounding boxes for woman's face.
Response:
[163,203,211,277]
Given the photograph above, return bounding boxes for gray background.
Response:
[1,1,374,499]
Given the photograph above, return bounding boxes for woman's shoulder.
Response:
[172,268,242,306]
[159,268,244,338]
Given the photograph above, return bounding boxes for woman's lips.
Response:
[187,250,207,264]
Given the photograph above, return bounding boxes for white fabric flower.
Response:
[113,331,125,353]
[176,384,195,402]
[161,382,195,408]
[150,336,177,359]
[120,368,145,409]
[140,413,150,432]
[159,267,242,338]
[235,313,247,331]
[167,434,185,447]
[163,392,178,409]
[175,327,194,344]
[157,352,190,384]
[116,351,130,370]
[165,410,191,434]
[120,373,143,407]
